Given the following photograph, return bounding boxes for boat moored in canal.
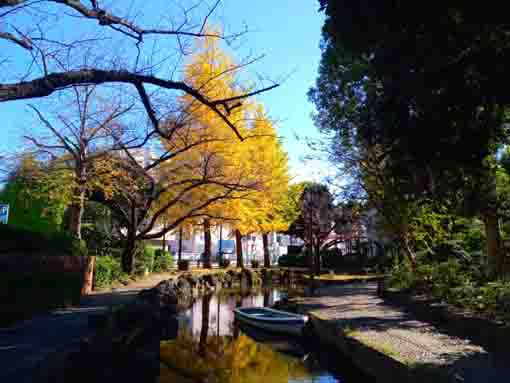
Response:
[233,307,308,336]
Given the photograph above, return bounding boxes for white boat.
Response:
[233,307,308,336]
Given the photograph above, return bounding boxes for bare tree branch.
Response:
[0,69,278,140]
[0,30,32,49]
[1,0,232,42]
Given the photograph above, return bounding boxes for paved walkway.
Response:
[295,282,509,382]
[0,272,174,383]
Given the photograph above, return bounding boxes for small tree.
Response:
[288,184,356,274]
[23,86,133,239]
[0,154,70,232]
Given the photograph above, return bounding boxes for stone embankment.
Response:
[294,282,510,383]
[137,268,294,314]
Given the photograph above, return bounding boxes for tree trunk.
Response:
[235,229,244,268]
[68,187,85,239]
[198,293,211,356]
[233,296,243,339]
[122,228,137,274]
[314,242,321,276]
[263,290,270,307]
[481,164,504,278]
[262,233,271,268]
[203,218,212,268]
[81,255,95,295]
[484,210,503,278]
[218,224,223,264]
[402,235,417,271]
[178,226,183,263]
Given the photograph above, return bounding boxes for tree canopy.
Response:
[311,1,510,275]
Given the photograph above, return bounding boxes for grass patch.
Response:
[0,271,83,327]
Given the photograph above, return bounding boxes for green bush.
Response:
[287,245,303,256]
[388,257,510,316]
[71,239,88,257]
[251,260,260,268]
[321,249,370,269]
[388,258,417,290]
[278,253,309,267]
[451,281,510,314]
[0,224,76,254]
[178,260,190,271]
[82,223,117,257]
[153,249,174,272]
[430,260,468,299]
[134,245,155,275]
[94,255,124,288]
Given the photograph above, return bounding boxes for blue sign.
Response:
[0,204,9,224]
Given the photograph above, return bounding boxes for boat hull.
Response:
[233,308,307,336]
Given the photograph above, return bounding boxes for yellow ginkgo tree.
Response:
[154,32,259,268]
[229,104,290,268]
[156,34,290,269]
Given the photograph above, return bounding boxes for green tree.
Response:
[0,155,71,233]
[312,1,510,276]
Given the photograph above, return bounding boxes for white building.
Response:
[148,226,289,265]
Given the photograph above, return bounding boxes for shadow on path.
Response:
[299,282,510,383]
[0,275,170,382]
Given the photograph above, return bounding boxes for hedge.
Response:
[0,224,76,255]
[94,255,126,288]
[153,249,174,273]
[278,253,310,267]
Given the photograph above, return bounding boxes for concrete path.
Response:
[295,282,510,382]
[0,272,174,383]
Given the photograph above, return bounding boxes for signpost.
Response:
[0,204,9,224]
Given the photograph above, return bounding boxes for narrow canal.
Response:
[159,288,374,383]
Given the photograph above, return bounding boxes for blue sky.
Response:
[0,1,327,182]
[219,1,327,181]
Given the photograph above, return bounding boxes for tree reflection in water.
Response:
[159,290,344,383]
[160,331,310,383]
[198,293,212,356]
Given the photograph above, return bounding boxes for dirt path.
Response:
[0,272,174,383]
[295,282,510,382]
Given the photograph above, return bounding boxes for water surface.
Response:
[159,289,372,383]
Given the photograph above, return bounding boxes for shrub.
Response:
[388,258,417,291]
[251,260,260,268]
[219,258,231,268]
[430,260,468,299]
[321,249,366,269]
[0,224,75,254]
[153,249,174,272]
[94,255,124,288]
[388,253,510,317]
[82,222,117,257]
[178,260,190,271]
[71,239,88,257]
[134,244,155,275]
[287,245,303,256]
[278,253,309,267]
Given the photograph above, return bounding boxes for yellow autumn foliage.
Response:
[159,331,309,383]
[156,31,290,235]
